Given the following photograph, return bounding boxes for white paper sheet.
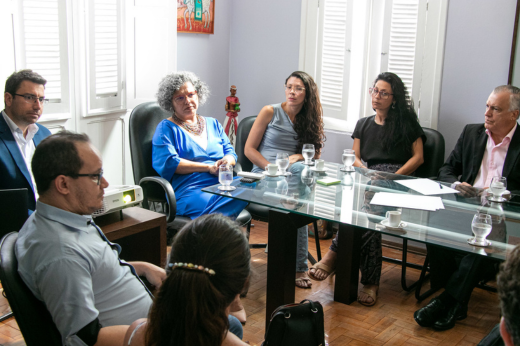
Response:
[370,192,445,211]
[394,178,460,195]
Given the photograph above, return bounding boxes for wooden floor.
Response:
[0,221,500,346]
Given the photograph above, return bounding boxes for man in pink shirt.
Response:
[414,85,520,332]
[437,85,520,196]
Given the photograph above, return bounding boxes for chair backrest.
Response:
[0,189,29,239]
[0,232,62,345]
[129,101,172,185]
[415,127,445,179]
[235,115,257,172]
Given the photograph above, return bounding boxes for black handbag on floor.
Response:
[262,299,325,346]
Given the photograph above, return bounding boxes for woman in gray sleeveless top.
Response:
[245,71,325,288]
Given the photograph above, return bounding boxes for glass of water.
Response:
[276,152,291,176]
[341,149,356,172]
[489,176,507,201]
[470,212,493,246]
[302,144,315,165]
[218,165,235,191]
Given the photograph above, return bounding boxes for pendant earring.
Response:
[392,103,396,109]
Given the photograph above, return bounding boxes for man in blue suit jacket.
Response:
[1,69,51,213]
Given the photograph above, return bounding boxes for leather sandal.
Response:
[295,277,312,289]
[358,287,378,307]
[308,262,335,281]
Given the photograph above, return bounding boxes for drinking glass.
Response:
[301,166,315,187]
[218,165,235,191]
[341,149,355,172]
[276,152,291,176]
[470,212,492,246]
[302,144,315,165]
[489,176,507,202]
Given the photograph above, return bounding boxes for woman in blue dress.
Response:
[244,71,326,288]
[152,71,248,220]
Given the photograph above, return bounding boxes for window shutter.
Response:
[87,0,123,113]
[93,0,119,97]
[21,0,62,101]
[387,0,419,94]
[319,0,348,111]
[380,0,427,104]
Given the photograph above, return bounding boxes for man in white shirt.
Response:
[414,85,520,331]
[0,69,51,212]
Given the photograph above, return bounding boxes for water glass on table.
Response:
[276,152,291,176]
[489,176,507,202]
[218,165,236,191]
[469,212,492,246]
[302,144,315,165]
[341,149,355,172]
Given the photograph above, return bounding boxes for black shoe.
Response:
[433,303,467,331]
[414,298,449,327]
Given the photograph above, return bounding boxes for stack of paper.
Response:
[395,178,459,195]
[370,192,444,211]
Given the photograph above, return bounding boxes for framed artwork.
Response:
[177,0,215,34]
[509,0,520,85]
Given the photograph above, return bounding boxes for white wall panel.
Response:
[87,117,125,186]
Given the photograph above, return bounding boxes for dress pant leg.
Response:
[444,253,495,304]
[427,245,458,289]
[296,225,309,272]
[329,234,339,252]
[359,230,382,286]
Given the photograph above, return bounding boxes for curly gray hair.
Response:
[156,71,210,112]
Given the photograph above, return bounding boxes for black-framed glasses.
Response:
[369,88,393,99]
[14,93,48,104]
[67,170,104,185]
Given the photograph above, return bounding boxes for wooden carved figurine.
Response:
[224,85,240,147]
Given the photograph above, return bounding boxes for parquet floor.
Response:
[0,221,500,345]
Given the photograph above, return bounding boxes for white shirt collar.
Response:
[1,110,39,139]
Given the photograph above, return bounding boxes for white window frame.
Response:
[299,0,448,132]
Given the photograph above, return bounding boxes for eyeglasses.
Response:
[369,88,393,100]
[284,85,305,94]
[14,93,48,104]
[67,170,104,185]
[173,91,198,104]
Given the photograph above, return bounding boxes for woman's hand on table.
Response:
[289,154,303,165]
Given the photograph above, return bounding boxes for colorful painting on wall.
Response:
[177,0,215,34]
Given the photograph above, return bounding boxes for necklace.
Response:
[172,113,206,136]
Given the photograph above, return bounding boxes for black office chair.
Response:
[382,127,446,293]
[415,128,445,179]
[0,188,29,322]
[128,102,251,239]
[235,116,321,262]
[0,232,62,345]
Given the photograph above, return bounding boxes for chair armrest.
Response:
[139,177,177,223]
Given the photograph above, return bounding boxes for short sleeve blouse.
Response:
[352,115,425,167]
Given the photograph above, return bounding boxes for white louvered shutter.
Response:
[380,0,427,109]
[87,0,123,113]
[14,0,70,114]
[315,0,352,120]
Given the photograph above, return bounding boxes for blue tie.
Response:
[88,220,153,297]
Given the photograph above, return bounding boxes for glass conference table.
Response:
[202,162,520,328]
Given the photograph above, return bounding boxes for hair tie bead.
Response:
[168,262,216,276]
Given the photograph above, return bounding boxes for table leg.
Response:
[265,209,314,329]
[334,223,362,304]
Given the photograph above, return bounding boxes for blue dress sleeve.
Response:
[152,121,181,182]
